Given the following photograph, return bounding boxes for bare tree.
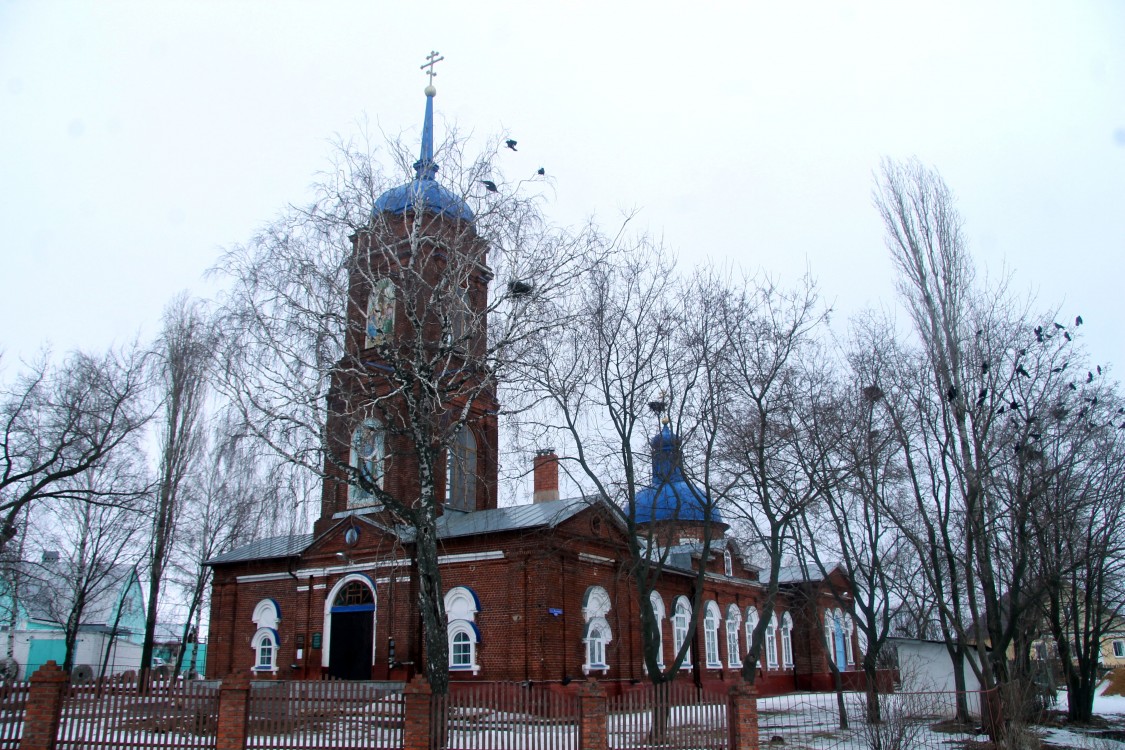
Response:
[214,122,602,693]
[0,347,150,549]
[140,294,214,683]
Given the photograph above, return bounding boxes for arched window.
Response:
[251,599,280,673]
[672,596,692,668]
[704,601,721,668]
[445,428,477,511]
[582,586,612,674]
[744,608,759,668]
[726,604,742,669]
[445,586,481,673]
[764,613,778,668]
[350,419,385,507]
[843,613,854,667]
[251,629,277,672]
[649,592,666,669]
[781,612,794,668]
[723,550,733,577]
[825,608,849,670]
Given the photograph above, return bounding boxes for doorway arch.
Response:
[322,573,377,679]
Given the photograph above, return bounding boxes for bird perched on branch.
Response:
[537,167,545,176]
[1016,365,1030,378]
[1076,315,1084,326]
[481,180,498,192]
[505,139,518,151]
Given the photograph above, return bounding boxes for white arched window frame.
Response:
[582,586,612,674]
[320,574,377,669]
[672,596,692,668]
[843,613,854,667]
[445,428,478,511]
[649,591,666,669]
[250,628,278,672]
[744,608,759,668]
[349,419,385,507]
[764,613,778,669]
[445,586,481,673]
[780,612,794,668]
[725,604,742,669]
[723,550,733,577]
[703,601,722,668]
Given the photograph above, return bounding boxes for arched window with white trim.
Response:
[350,419,385,507]
[725,604,742,669]
[445,586,481,673]
[764,613,778,669]
[723,550,733,577]
[744,608,759,668]
[843,613,854,667]
[649,591,666,669]
[703,601,721,668]
[672,596,692,668]
[780,612,794,668]
[582,586,612,674]
[251,599,281,673]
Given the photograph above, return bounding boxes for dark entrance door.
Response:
[328,607,374,679]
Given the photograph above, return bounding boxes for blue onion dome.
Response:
[373,85,474,223]
[635,423,722,524]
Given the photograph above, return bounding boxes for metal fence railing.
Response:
[56,678,220,750]
[246,680,404,750]
[431,682,579,750]
[756,689,991,750]
[606,682,728,750]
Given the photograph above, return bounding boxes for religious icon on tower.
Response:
[365,279,395,349]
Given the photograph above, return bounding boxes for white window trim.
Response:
[582,586,613,674]
[726,605,742,669]
[764,615,778,669]
[704,602,722,668]
[251,628,279,673]
[445,586,482,673]
[781,612,794,668]
[723,550,733,577]
[843,613,854,667]
[673,596,692,668]
[448,620,481,674]
[1114,641,1125,658]
[649,592,666,670]
[745,608,759,668]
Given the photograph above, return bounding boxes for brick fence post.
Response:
[403,676,433,750]
[727,678,760,750]
[216,671,252,750]
[20,661,69,750]
[577,679,607,750]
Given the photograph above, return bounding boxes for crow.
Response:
[1098,365,1103,375]
[981,360,990,374]
[481,180,499,192]
[505,139,518,151]
[1088,372,1094,383]
[1011,400,1021,410]
[537,167,545,176]
[1054,322,1065,330]
[1064,331,1072,342]
[1069,383,1078,391]
[1016,365,1030,378]
[976,389,988,407]
[946,386,958,402]
[1035,325,1044,342]
[1076,315,1084,326]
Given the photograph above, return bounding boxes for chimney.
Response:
[533,449,560,504]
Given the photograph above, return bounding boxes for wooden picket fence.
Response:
[606,682,728,750]
[246,680,404,749]
[431,682,579,750]
[0,681,28,750]
[56,678,220,750]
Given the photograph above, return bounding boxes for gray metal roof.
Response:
[433,496,598,540]
[764,564,833,585]
[205,533,314,565]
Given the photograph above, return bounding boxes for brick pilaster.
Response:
[20,661,69,750]
[728,678,760,750]
[577,679,607,750]
[403,676,432,750]
[217,671,252,750]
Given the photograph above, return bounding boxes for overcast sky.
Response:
[2,1,1123,373]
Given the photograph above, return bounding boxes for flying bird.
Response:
[537,167,545,176]
[1076,315,1084,326]
[505,139,518,151]
[481,180,499,193]
[1016,365,1030,378]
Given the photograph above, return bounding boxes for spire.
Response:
[414,51,443,181]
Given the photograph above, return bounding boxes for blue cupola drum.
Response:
[372,85,475,222]
[634,423,722,524]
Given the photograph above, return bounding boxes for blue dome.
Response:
[373,86,474,223]
[373,179,474,222]
[635,425,722,524]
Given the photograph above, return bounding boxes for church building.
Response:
[205,75,857,696]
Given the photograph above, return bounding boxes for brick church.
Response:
[204,77,858,696]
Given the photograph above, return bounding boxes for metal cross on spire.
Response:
[421,51,444,86]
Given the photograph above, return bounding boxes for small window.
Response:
[585,625,608,669]
[445,587,481,673]
[251,628,278,672]
[704,602,721,668]
[673,597,692,668]
[726,604,742,669]
[1114,641,1125,658]
[764,615,778,668]
[723,550,733,577]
